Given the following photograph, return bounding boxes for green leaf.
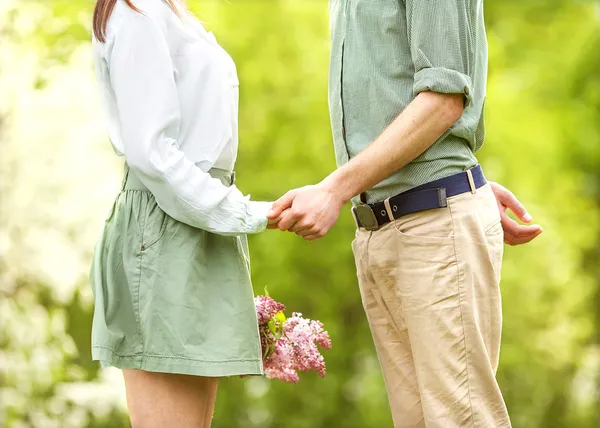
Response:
[275,311,287,324]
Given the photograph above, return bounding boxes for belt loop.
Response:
[383,198,394,220]
[121,164,130,191]
[466,168,476,194]
[351,206,362,229]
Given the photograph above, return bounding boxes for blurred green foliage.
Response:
[1,0,599,427]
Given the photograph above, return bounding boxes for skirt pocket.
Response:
[141,200,169,251]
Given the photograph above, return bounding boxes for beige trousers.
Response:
[352,184,511,428]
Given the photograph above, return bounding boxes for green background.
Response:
[1,1,599,427]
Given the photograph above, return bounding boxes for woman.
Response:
[90,0,277,426]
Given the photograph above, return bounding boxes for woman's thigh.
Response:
[123,369,219,428]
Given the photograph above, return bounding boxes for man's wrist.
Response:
[319,171,353,205]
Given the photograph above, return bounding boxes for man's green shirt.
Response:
[328,0,487,203]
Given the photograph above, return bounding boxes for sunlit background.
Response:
[1,0,599,427]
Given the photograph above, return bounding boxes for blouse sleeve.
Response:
[106,12,270,235]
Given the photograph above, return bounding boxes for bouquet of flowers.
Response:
[255,294,332,383]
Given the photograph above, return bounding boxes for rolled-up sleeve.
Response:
[406,0,474,106]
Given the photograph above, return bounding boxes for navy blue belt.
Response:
[352,165,487,231]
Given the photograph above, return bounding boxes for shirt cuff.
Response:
[244,200,272,234]
[413,67,473,107]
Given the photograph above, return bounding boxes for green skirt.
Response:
[90,165,263,377]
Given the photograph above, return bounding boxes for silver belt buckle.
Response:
[353,204,379,231]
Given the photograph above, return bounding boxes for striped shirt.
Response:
[328,0,487,204]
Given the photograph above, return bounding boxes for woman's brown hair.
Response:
[93,0,181,43]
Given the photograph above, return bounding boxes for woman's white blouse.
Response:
[93,0,270,235]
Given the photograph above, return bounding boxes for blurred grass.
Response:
[0,0,599,427]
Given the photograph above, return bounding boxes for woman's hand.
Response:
[267,212,285,229]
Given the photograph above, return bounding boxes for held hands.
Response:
[266,183,346,241]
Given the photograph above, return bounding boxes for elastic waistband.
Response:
[122,164,236,191]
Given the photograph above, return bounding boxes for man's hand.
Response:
[267,184,345,241]
[490,182,543,246]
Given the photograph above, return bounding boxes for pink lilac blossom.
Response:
[263,340,299,383]
[254,296,332,383]
[283,313,332,377]
[255,295,286,325]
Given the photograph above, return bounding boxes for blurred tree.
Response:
[0,0,598,427]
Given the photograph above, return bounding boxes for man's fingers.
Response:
[303,232,323,241]
[267,191,296,219]
[500,211,525,238]
[504,226,542,245]
[492,182,532,223]
[302,227,330,241]
[288,219,305,233]
[500,211,543,245]
[289,215,319,234]
[277,212,300,231]
[295,226,317,236]
[505,226,542,245]
[502,193,532,224]
[289,221,316,234]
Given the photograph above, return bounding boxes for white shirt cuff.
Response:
[245,200,272,233]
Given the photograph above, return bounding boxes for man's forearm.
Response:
[321,91,465,203]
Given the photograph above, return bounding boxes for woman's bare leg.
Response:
[203,379,219,427]
[122,369,219,428]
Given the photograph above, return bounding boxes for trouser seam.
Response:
[448,200,477,428]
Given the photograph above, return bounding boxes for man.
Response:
[268,0,542,427]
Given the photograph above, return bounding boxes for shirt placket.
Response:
[329,0,350,166]
[338,1,350,165]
